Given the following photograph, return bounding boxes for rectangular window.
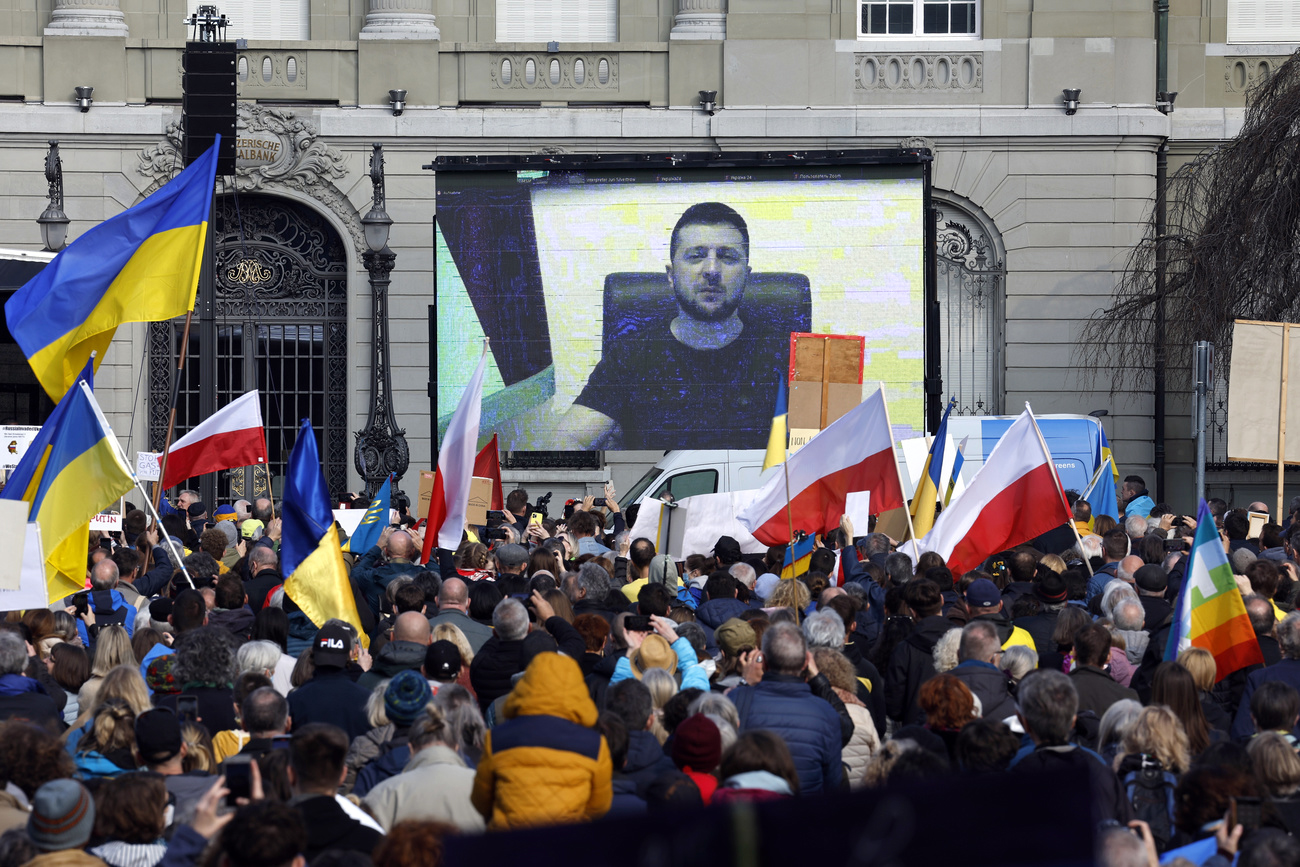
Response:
[1228,0,1300,43]
[859,0,978,37]
[496,0,618,42]
[187,0,309,41]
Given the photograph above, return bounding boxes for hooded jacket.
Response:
[949,659,1018,723]
[357,640,427,691]
[0,674,61,732]
[884,615,956,725]
[471,653,612,830]
[291,793,383,862]
[206,606,254,643]
[362,744,484,833]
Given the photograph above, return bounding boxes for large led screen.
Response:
[435,160,927,450]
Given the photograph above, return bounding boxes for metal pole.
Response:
[1193,341,1211,506]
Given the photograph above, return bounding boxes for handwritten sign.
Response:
[137,452,161,482]
[90,512,122,532]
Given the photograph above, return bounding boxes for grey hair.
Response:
[843,582,868,604]
[1097,825,1151,867]
[932,628,962,674]
[0,632,26,675]
[435,683,486,762]
[704,712,738,754]
[409,703,452,750]
[385,575,415,604]
[861,533,893,556]
[1001,645,1038,682]
[675,622,708,658]
[576,562,611,601]
[885,552,914,586]
[1113,598,1145,632]
[729,562,757,589]
[1278,612,1300,659]
[761,621,808,675]
[365,679,390,728]
[688,692,741,731]
[493,598,530,641]
[1101,582,1139,622]
[1080,535,1104,561]
[802,609,846,650]
[1097,698,1143,753]
[236,640,282,677]
[172,626,238,686]
[1124,516,1148,538]
[89,559,119,591]
[958,620,1000,663]
[1017,669,1079,745]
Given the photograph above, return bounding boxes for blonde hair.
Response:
[932,629,962,674]
[409,704,452,750]
[432,622,474,666]
[1039,554,1066,574]
[813,648,858,694]
[642,667,677,745]
[89,625,134,678]
[765,578,810,612]
[79,699,135,756]
[861,738,918,788]
[1247,731,1300,797]
[1178,647,1217,692]
[1118,705,1191,775]
[181,723,215,773]
[74,664,151,731]
[365,679,391,728]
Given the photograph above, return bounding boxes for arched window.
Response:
[933,190,1006,415]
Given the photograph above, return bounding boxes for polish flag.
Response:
[161,391,268,489]
[474,434,504,511]
[738,388,906,545]
[918,406,1072,575]
[422,344,489,562]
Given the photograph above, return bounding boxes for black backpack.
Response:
[1120,753,1178,851]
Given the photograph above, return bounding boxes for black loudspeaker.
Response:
[182,42,237,176]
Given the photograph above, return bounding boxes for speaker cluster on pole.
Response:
[182,42,237,176]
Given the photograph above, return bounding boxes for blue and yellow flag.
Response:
[1097,425,1119,485]
[5,139,221,400]
[2,357,94,506]
[762,377,789,472]
[943,435,968,507]
[20,381,135,600]
[281,419,368,647]
[780,534,815,579]
[343,475,391,554]
[910,397,956,538]
[1082,456,1120,524]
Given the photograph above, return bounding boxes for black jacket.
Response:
[292,794,383,862]
[1070,665,1139,718]
[287,668,373,741]
[357,640,427,691]
[842,638,886,736]
[622,729,675,792]
[885,615,955,725]
[1011,744,1134,825]
[949,660,1018,722]
[244,568,283,613]
[1015,608,1061,665]
[469,616,586,711]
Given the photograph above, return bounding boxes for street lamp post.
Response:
[38,141,70,253]
[354,143,408,501]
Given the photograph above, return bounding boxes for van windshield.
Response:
[622,467,663,506]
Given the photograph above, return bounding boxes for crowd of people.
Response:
[0,482,1298,866]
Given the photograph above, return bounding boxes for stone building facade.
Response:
[0,0,1286,508]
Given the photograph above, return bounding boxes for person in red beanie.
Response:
[670,714,721,804]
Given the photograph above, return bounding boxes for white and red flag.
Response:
[421,343,488,563]
[161,390,268,489]
[918,406,1072,575]
[737,388,905,545]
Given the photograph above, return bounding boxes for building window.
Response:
[187,0,308,41]
[1227,0,1300,43]
[496,0,618,42]
[859,0,978,37]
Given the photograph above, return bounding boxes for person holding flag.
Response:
[344,475,392,556]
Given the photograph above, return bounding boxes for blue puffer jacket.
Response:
[286,610,318,658]
[727,674,843,794]
[694,597,750,654]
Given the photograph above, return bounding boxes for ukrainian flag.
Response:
[910,397,956,538]
[762,377,789,472]
[943,436,968,507]
[780,534,815,579]
[21,381,135,600]
[343,475,391,555]
[1082,456,1120,523]
[1097,425,1119,485]
[282,419,368,647]
[5,139,221,400]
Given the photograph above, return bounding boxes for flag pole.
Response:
[1025,402,1093,577]
[877,383,924,562]
[152,308,194,513]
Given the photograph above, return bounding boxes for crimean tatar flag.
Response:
[342,474,391,555]
[5,139,220,400]
[1165,499,1263,681]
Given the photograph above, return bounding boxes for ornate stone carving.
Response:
[136,104,365,256]
[490,54,618,90]
[671,0,726,40]
[1224,57,1284,94]
[856,53,982,91]
[900,136,936,153]
[46,0,128,37]
[361,0,440,40]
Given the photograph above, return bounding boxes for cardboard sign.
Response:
[89,512,122,532]
[416,472,493,527]
[0,426,41,470]
[0,501,29,591]
[136,452,161,482]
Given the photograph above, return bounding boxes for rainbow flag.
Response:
[780,534,815,579]
[1165,499,1263,680]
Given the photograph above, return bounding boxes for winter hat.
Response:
[213,504,238,522]
[671,714,722,772]
[714,618,757,659]
[1135,565,1169,593]
[754,573,781,602]
[965,578,1001,609]
[631,634,678,678]
[383,670,432,726]
[240,519,265,540]
[27,780,94,852]
[187,501,208,519]
[424,640,462,680]
[135,708,183,762]
[146,654,181,695]
[313,624,351,669]
[1033,573,1068,605]
[214,520,239,550]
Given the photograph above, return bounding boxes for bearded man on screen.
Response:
[557,202,787,450]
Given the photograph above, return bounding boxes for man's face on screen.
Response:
[667,222,750,323]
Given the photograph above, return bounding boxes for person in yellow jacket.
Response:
[471,651,612,829]
[964,578,1036,652]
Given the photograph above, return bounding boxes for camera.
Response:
[534,491,553,520]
